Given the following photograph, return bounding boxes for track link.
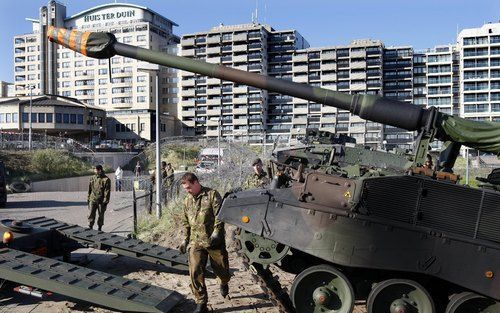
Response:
[233,228,295,313]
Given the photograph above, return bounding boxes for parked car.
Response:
[195,160,216,174]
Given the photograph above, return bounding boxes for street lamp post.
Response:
[28,84,33,151]
[138,63,161,219]
[209,117,222,175]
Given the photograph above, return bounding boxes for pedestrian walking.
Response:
[134,161,142,177]
[115,166,123,191]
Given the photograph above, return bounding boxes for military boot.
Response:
[220,283,229,298]
[193,303,208,313]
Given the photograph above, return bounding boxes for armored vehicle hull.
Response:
[220,172,500,312]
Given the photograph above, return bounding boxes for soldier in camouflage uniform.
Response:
[165,163,175,187]
[87,165,111,231]
[178,172,230,313]
[244,158,270,189]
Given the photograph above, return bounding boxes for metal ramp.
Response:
[0,248,182,312]
[22,217,189,271]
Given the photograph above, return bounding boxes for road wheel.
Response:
[290,264,354,313]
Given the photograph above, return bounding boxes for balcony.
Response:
[207,36,220,44]
[294,107,308,114]
[233,44,247,52]
[321,63,336,71]
[207,77,220,85]
[233,118,248,125]
[321,52,336,60]
[233,86,248,94]
[233,33,248,41]
[181,78,195,87]
[182,49,195,57]
[182,38,195,46]
[233,65,248,71]
[293,54,308,62]
[234,97,248,104]
[183,89,196,97]
[207,56,221,63]
[233,55,248,62]
[351,51,366,58]
[351,61,366,69]
[207,98,221,105]
[294,76,308,83]
[293,117,308,124]
[233,107,248,115]
[206,88,220,95]
[351,72,366,80]
[207,108,221,116]
[293,65,308,72]
[207,46,221,54]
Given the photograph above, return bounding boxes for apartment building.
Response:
[13,1,180,142]
[179,23,309,142]
[287,40,385,147]
[458,23,500,122]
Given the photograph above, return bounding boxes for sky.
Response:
[1,0,500,82]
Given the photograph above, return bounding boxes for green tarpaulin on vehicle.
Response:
[440,115,500,154]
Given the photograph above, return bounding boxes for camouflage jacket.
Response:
[244,172,270,189]
[181,186,223,248]
[165,168,175,186]
[88,173,111,204]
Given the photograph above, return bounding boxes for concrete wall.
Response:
[75,151,137,170]
[32,173,116,192]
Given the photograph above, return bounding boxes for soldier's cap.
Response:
[252,158,263,166]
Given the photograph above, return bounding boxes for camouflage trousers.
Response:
[88,201,107,229]
[188,244,231,304]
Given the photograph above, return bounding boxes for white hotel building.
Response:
[13,1,180,142]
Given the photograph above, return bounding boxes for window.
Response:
[46,113,53,123]
[137,76,146,82]
[137,35,146,42]
[140,123,145,132]
[55,113,62,123]
[63,114,70,124]
[22,113,29,122]
[30,113,37,123]
[77,114,84,124]
[137,96,146,102]
[38,113,45,123]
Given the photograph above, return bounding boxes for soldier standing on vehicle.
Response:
[244,158,270,189]
[178,172,230,313]
[87,165,111,231]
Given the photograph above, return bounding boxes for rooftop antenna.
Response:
[264,2,267,24]
[252,0,258,24]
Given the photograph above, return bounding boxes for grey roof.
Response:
[1,95,104,111]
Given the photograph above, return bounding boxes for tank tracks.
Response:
[232,228,295,313]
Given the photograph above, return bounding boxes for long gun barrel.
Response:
[47,27,500,154]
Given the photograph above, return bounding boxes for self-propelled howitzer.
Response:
[48,27,500,313]
[47,26,500,169]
